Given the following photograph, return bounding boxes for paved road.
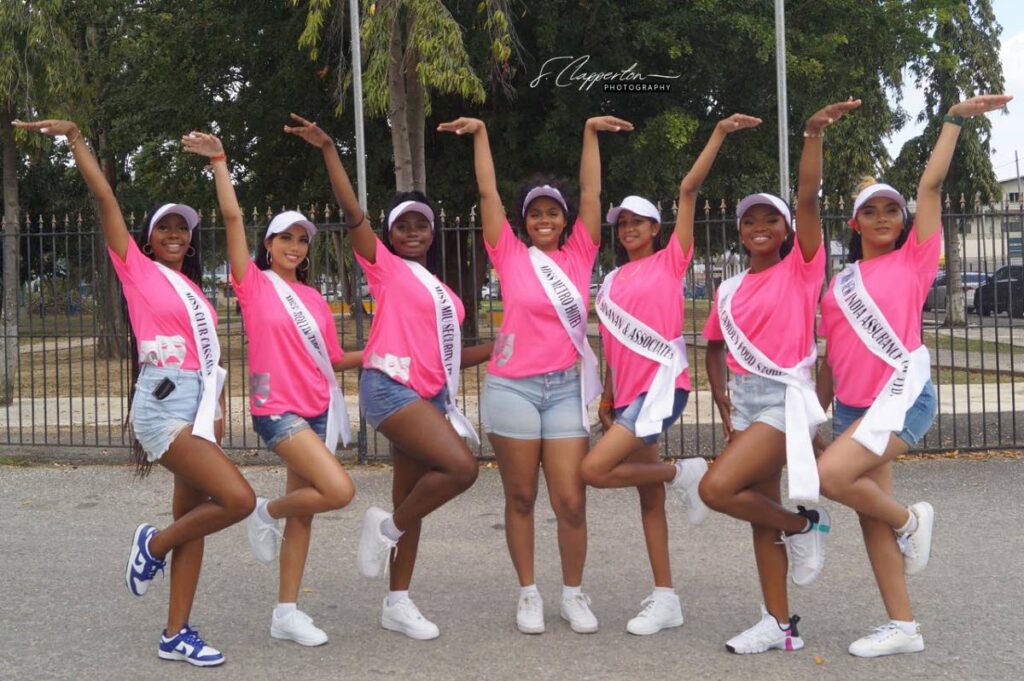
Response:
[1,459,1021,680]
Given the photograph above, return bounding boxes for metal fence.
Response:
[2,198,1023,461]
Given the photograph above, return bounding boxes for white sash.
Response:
[154,263,226,443]
[404,260,480,445]
[833,264,931,455]
[265,271,352,450]
[595,269,688,437]
[717,271,826,502]
[528,247,602,431]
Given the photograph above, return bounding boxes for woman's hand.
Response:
[804,98,862,136]
[948,94,1013,119]
[12,118,79,139]
[715,113,762,135]
[713,391,734,442]
[283,112,334,149]
[437,117,485,136]
[598,400,615,433]
[180,131,225,158]
[585,115,634,133]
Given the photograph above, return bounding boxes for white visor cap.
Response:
[265,210,317,240]
[607,195,661,225]
[147,203,200,239]
[736,193,793,231]
[387,201,435,232]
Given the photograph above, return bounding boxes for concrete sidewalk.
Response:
[1,460,1021,680]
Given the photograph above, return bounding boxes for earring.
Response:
[142,243,153,255]
[186,246,196,257]
[267,252,272,265]
[300,258,310,272]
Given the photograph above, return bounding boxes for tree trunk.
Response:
[404,10,426,193]
[93,128,128,358]
[388,10,413,192]
[0,112,21,405]
[943,213,968,327]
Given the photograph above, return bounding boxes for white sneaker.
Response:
[358,507,397,578]
[246,498,282,564]
[516,592,545,634]
[669,458,709,525]
[270,609,328,647]
[381,597,440,640]
[725,606,804,654]
[781,506,830,586]
[626,592,684,636]
[898,502,934,575]
[560,593,598,634]
[848,622,924,658]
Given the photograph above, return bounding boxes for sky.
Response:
[884,0,1024,181]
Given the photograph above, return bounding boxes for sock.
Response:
[274,602,297,619]
[520,584,540,598]
[892,619,918,635]
[672,460,683,482]
[381,515,404,541]
[653,586,676,599]
[257,498,275,524]
[388,590,410,607]
[896,508,918,535]
[562,585,582,600]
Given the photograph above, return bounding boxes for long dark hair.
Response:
[846,178,912,263]
[382,190,443,277]
[255,225,312,285]
[511,173,578,248]
[613,217,666,267]
[125,204,205,476]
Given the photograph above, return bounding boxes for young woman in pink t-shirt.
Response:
[438,114,630,635]
[287,115,492,640]
[578,114,761,636]
[16,119,255,667]
[815,94,1011,659]
[696,99,860,655]
[183,131,360,647]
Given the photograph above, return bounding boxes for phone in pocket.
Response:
[152,377,176,400]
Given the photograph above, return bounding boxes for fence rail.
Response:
[2,201,1023,461]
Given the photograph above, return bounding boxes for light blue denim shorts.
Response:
[252,410,328,450]
[832,380,938,448]
[482,368,588,440]
[614,389,690,446]
[130,365,204,462]
[359,369,448,430]
[729,373,788,433]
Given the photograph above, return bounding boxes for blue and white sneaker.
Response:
[125,523,165,597]
[158,625,225,667]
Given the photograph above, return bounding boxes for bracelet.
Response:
[803,129,824,138]
[209,153,227,163]
[66,131,81,151]
[942,113,966,127]
[343,212,367,230]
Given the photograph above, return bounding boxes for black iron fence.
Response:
[2,198,1023,461]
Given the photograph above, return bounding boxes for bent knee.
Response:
[451,457,479,491]
[579,460,609,488]
[224,486,257,522]
[324,480,356,511]
[697,475,731,512]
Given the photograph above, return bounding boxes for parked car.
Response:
[974,265,1024,317]
[924,271,988,311]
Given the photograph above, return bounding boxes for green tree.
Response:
[890,0,1005,327]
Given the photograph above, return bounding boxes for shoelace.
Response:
[636,597,658,618]
[395,599,426,621]
[141,555,166,580]
[565,593,593,616]
[519,594,541,611]
[257,522,284,543]
[781,532,809,563]
[865,623,900,642]
[179,627,208,652]
[896,532,916,559]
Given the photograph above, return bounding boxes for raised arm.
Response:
[915,94,1012,243]
[14,119,130,259]
[579,116,634,244]
[437,118,504,248]
[180,132,248,282]
[677,114,762,253]
[796,99,861,261]
[284,113,377,262]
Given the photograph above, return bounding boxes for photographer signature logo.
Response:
[530,55,679,93]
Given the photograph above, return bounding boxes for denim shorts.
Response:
[729,373,788,433]
[359,368,447,430]
[482,368,588,440]
[130,365,204,462]
[832,380,938,448]
[252,410,328,450]
[614,389,689,445]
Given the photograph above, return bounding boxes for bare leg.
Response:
[628,444,672,588]
[490,434,542,586]
[388,447,430,592]
[267,428,355,518]
[580,425,676,488]
[749,471,791,624]
[539,437,589,587]
[857,462,914,621]
[165,476,205,635]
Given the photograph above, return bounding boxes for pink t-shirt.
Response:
[703,240,825,374]
[485,218,599,377]
[819,225,940,407]
[231,262,344,417]
[601,233,694,408]
[108,238,217,371]
[355,238,465,399]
